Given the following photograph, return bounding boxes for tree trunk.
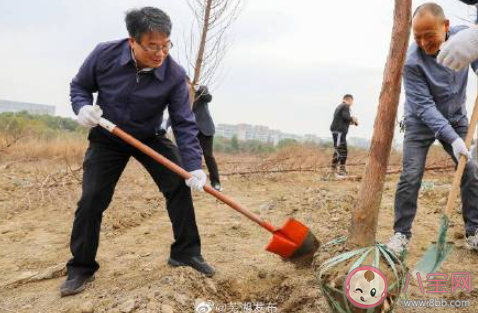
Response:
[192,0,213,87]
[347,0,412,249]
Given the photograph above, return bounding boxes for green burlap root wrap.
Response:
[315,237,408,313]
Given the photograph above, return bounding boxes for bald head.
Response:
[413,2,445,20]
[412,2,449,55]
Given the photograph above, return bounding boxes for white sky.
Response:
[0,0,477,139]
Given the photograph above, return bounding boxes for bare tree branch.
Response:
[184,0,245,88]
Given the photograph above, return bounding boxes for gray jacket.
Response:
[193,86,215,136]
[403,25,478,144]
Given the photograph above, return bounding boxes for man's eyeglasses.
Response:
[138,41,174,54]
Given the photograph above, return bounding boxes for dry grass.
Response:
[0,131,454,175]
[0,133,87,164]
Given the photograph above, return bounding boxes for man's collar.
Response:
[130,48,155,72]
[120,41,133,66]
[154,60,167,81]
[120,40,167,81]
[431,32,449,58]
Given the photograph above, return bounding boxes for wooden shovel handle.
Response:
[445,85,478,216]
[97,118,278,233]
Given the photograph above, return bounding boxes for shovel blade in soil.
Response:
[265,218,320,265]
[412,243,453,278]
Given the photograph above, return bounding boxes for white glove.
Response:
[437,26,478,71]
[471,143,477,161]
[185,169,207,192]
[451,138,472,162]
[77,105,103,128]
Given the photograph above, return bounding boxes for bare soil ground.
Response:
[1,145,477,312]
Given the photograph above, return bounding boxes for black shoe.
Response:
[60,274,95,297]
[212,183,223,192]
[336,165,347,178]
[335,171,348,178]
[168,256,215,277]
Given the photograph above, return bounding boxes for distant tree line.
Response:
[213,136,331,154]
[0,111,87,140]
[0,112,346,155]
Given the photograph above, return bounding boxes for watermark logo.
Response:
[403,271,472,294]
[345,265,388,309]
[195,300,214,313]
[193,300,277,312]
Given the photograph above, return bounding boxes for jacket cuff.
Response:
[183,159,203,172]
[439,126,460,145]
[73,102,92,115]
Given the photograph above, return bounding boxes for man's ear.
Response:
[128,37,135,47]
[444,19,450,33]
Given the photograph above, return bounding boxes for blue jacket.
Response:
[403,26,478,143]
[70,39,202,171]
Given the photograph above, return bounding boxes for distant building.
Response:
[0,99,55,115]
[216,124,240,139]
[216,123,324,146]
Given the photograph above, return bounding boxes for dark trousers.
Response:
[394,124,478,238]
[66,134,201,277]
[332,132,348,167]
[197,132,220,185]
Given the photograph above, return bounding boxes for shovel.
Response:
[97,117,320,264]
[413,89,478,278]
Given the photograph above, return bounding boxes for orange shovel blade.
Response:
[265,218,319,260]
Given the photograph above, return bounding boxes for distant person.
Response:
[188,79,223,192]
[386,3,478,255]
[329,94,358,178]
[156,111,171,137]
[161,79,224,192]
[62,7,215,297]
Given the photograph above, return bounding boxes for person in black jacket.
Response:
[330,94,358,178]
[158,79,223,191]
[189,80,224,192]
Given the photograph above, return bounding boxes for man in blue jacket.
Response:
[61,7,214,297]
[386,3,478,255]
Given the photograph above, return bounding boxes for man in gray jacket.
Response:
[386,2,478,255]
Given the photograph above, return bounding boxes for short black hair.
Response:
[125,7,172,42]
[413,2,445,19]
[343,94,353,100]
